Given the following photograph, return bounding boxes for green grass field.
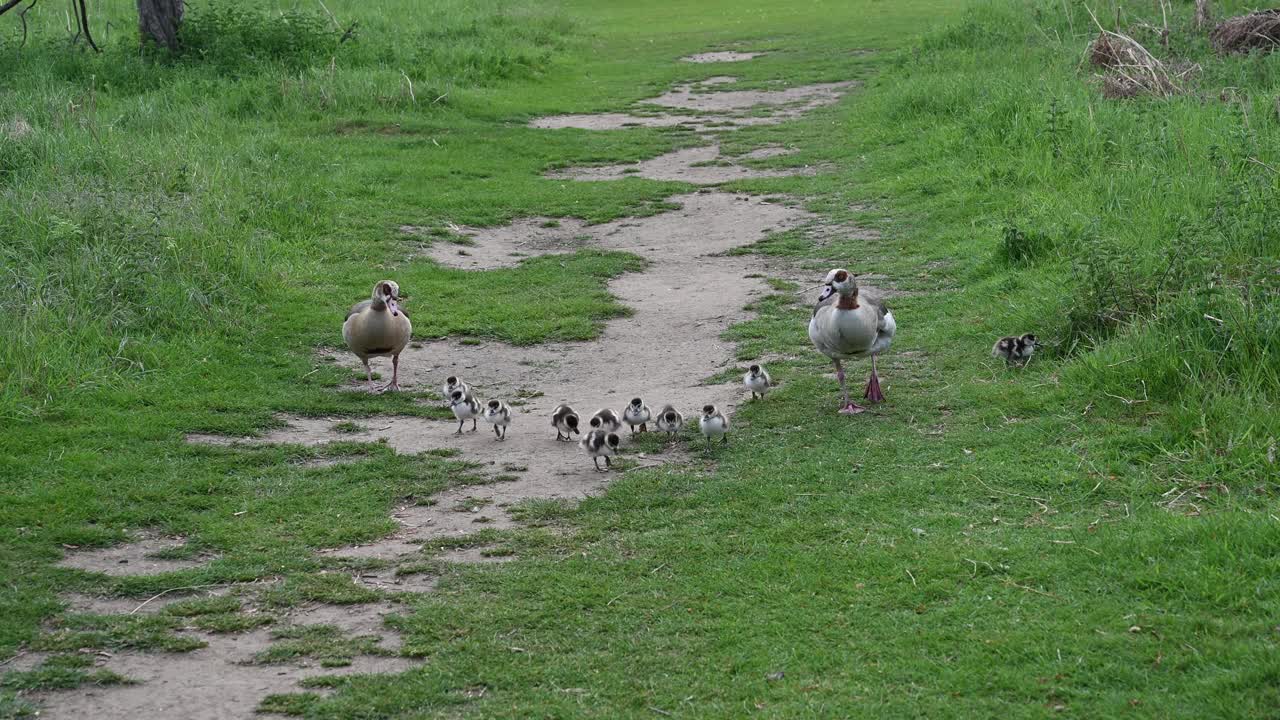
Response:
[2,0,1278,716]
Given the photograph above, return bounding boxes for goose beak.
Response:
[816,284,835,302]
[387,298,401,317]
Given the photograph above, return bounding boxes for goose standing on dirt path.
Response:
[581,430,621,472]
[808,268,896,414]
[343,280,411,392]
[623,398,651,434]
[450,391,481,434]
[484,399,513,441]
[589,408,622,433]
[551,405,581,441]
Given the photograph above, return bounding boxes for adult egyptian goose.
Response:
[808,268,896,414]
[343,280,412,392]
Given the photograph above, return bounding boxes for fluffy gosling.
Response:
[449,390,481,434]
[699,404,729,446]
[580,430,621,472]
[622,397,651,434]
[744,364,772,399]
[992,333,1040,366]
[655,404,684,438]
[484,399,512,441]
[589,408,622,433]
[551,404,581,442]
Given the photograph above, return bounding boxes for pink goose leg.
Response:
[836,359,866,414]
[863,355,885,403]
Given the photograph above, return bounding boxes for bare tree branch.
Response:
[77,0,99,51]
[18,0,38,47]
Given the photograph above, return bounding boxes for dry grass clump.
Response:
[1086,30,1192,98]
[1210,9,1280,55]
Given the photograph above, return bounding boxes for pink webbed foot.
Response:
[839,402,866,415]
[863,372,885,404]
[377,381,400,393]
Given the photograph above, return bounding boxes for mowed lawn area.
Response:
[2,0,1278,717]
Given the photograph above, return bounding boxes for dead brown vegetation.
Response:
[1086,30,1193,98]
[1210,9,1280,55]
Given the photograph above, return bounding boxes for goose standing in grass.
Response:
[699,404,729,446]
[808,268,896,414]
[589,408,622,433]
[992,333,1040,366]
[581,430,621,472]
[484,399,512,441]
[551,405,581,441]
[449,390,481,434]
[622,398,651,434]
[655,404,683,438]
[343,280,412,392]
[744,364,772,399]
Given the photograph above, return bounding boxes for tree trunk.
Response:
[1194,0,1212,30]
[137,0,182,50]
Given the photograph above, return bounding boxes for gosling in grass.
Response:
[442,376,472,403]
[484,399,512,441]
[343,280,411,392]
[551,404,581,442]
[449,390,481,434]
[580,430,621,472]
[992,333,1040,366]
[589,408,622,433]
[622,397,651,434]
[699,404,729,446]
[743,364,772,399]
[655,404,684,438]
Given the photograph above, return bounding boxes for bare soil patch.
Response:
[61,588,227,616]
[57,531,213,577]
[439,546,516,564]
[545,144,815,184]
[284,601,407,651]
[681,51,767,63]
[31,628,418,720]
[647,80,851,113]
[530,79,856,131]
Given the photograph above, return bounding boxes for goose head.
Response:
[565,413,579,429]
[449,390,465,407]
[702,404,717,419]
[748,364,762,377]
[487,399,502,411]
[629,397,644,410]
[1019,333,1040,349]
[817,268,857,303]
[372,280,403,317]
[663,409,679,423]
[605,433,621,450]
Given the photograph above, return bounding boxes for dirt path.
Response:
[29,66,864,720]
[193,191,815,554]
[531,77,856,131]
